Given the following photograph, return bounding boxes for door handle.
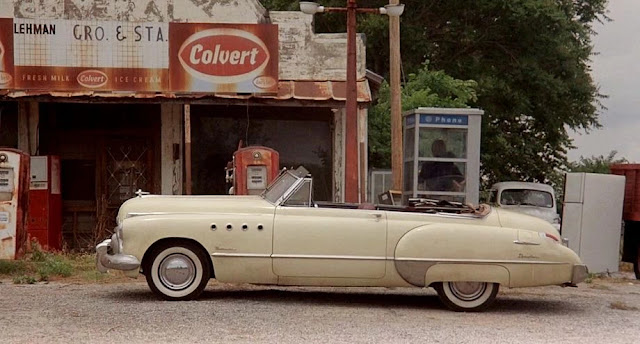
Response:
[371,213,382,221]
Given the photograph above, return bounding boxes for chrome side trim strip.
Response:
[211,253,566,266]
[395,257,565,265]
[212,253,271,258]
[272,254,388,261]
[513,240,541,246]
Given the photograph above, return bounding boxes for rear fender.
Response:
[394,224,518,287]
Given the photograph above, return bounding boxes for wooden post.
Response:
[344,0,359,203]
[390,0,403,191]
[184,104,192,195]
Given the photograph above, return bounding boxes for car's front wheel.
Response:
[435,281,499,312]
[144,241,211,301]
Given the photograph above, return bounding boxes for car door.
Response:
[272,203,387,279]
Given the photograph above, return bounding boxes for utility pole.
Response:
[389,0,403,191]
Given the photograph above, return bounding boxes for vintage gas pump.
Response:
[226,146,279,195]
[27,156,62,250]
[0,149,30,260]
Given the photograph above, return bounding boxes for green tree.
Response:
[262,0,608,187]
[568,151,628,174]
[369,63,477,168]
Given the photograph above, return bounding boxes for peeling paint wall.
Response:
[0,1,365,82]
[271,12,366,82]
[1,0,267,23]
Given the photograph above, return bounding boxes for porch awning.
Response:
[0,80,371,103]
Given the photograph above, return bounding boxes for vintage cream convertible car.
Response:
[97,167,587,311]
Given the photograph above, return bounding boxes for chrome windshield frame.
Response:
[261,167,309,206]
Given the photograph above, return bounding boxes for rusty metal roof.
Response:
[0,80,371,103]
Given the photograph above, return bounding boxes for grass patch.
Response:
[0,259,28,275]
[13,275,37,284]
[0,240,96,283]
[37,257,73,281]
[610,301,639,311]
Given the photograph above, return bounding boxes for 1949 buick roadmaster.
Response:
[96,167,588,312]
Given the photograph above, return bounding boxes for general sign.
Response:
[0,18,279,94]
[11,18,169,91]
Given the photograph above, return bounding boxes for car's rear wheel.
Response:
[435,281,499,312]
[144,241,211,301]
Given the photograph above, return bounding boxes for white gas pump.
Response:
[0,148,30,260]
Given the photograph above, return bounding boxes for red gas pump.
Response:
[226,146,279,195]
[0,148,30,260]
[27,156,62,250]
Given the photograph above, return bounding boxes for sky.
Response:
[568,0,640,163]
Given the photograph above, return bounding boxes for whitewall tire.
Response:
[435,282,499,312]
[144,242,211,301]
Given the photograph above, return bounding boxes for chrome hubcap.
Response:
[449,282,486,301]
[159,254,196,290]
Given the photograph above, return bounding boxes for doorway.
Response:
[39,102,159,249]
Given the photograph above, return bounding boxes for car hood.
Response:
[116,195,275,225]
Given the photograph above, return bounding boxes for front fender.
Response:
[120,215,212,259]
[120,212,275,283]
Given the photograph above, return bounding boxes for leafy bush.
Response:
[13,275,37,284]
[37,257,73,281]
[0,260,28,275]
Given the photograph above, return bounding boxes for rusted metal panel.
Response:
[293,81,332,101]
[330,80,371,103]
[611,164,640,221]
[1,80,372,102]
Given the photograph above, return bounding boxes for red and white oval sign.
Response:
[77,70,108,88]
[0,71,12,86]
[178,28,271,84]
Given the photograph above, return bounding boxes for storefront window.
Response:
[418,128,467,159]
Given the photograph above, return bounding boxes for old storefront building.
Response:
[0,0,372,249]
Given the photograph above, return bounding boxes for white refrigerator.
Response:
[562,173,625,273]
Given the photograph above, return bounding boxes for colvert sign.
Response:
[170,23,279,93]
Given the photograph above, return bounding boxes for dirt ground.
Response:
[1,272,639,344]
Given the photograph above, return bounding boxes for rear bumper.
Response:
[96,239,140,273]
[571,264,589,285]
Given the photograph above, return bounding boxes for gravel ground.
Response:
[1,274,639,344]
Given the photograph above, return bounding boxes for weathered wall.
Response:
[0,0,366,81]
[271,12,366,81]
[0,0,267,23]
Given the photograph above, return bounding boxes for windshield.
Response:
[262,172,299,204]
[500,189,553,208]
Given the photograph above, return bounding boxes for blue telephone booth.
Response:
[403,107,483,205]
